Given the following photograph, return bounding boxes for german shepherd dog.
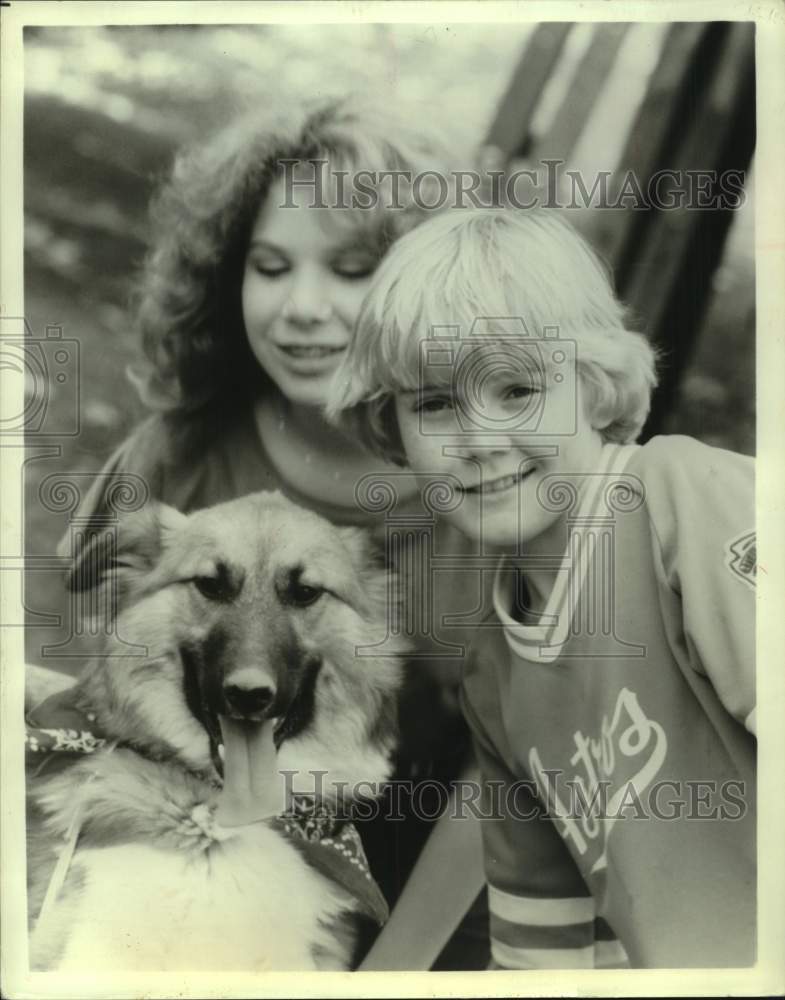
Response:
[26,492,405,971]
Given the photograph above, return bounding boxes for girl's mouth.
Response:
[461,467,535,496]
[278,345,345,359]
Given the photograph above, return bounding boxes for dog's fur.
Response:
[27,491,405,971]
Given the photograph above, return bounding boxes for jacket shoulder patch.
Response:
[726,530,756,590]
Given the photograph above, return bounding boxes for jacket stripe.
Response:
[489,885,594,926]
[491,940,595,969]
[491,913,594,951]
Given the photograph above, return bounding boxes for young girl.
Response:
[29,96,489,968]
[329,207,756,968]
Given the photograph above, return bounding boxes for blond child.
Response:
[329,208,756,968]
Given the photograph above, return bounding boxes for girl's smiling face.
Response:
[242,176,380,408]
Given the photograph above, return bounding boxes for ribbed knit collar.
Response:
[493,443,640,664]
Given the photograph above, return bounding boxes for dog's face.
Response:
[70,492,404,795]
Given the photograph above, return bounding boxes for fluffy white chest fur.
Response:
[34,831,350,971]
[30,755,358,971]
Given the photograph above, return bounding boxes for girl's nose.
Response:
[451,436,515,461]
[281,269,333,326]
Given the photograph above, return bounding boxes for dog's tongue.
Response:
[214,716,282,827]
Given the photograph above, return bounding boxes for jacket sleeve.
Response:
[642,436,756,734]
[460,656,628,969]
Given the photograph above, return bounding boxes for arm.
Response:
[645,437,756,733]
[358,757,486,971]
[25,663,74,715]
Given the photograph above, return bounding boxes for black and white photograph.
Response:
[1,2,783,996]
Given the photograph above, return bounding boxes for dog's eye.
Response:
[277,565,326,608]
[193,575,229,602]
[190,561,242,602]
[288,581,323,608]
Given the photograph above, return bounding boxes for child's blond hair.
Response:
[328,208,658,465]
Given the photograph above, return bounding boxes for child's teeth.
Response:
[285,346,341,358]
[484,474,518,493]
[465,469,533,494]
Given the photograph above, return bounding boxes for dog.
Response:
[26,491,405,971]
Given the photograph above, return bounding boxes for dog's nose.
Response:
[224,684,275,717]
[222,668,276,718]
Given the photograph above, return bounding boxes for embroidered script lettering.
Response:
[529,687,667,873]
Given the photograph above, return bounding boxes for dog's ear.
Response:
[66,502,187,592]
[334,526,395,616]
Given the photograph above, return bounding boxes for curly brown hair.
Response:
[130,94,457,423]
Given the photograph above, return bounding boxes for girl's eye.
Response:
[505,383,541,399]
[415,396,454,415]
[332,258,376,280]
[250,258,289,278]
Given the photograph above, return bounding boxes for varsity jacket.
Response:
[461,435,756,969]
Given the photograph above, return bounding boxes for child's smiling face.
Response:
[394,360,605,552]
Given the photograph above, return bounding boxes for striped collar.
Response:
[493,443,640,664]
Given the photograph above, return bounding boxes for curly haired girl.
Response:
[33,94,489,970]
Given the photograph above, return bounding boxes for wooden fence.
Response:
[483,21,755,438]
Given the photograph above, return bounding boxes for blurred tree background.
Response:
[23,23,754,668]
